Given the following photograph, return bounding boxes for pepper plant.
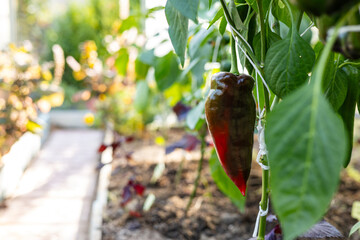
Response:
[164,0,360,239]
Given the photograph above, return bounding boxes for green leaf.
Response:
[338,66,359,167]
[186,100,205,130]
[253,31,282,62]
[266,84,347,240]
[209,0,213,8]
[139,49,155,66]
[229,0,246,31]
[209,149,245,211]
[165,1,189,66]
[115,48,129,76]
[245,0,271,13]
[264,30,315,98]
[208,8,224,29]
[154,51,181,91]
[219,16,227,35]
[271,0,291,27]
[168,0,199,23]
[350,222,360,236]
[135,58,150,80]
[134,80,149,112]
[325,67,348,111]
[119,16,138,33]
[189,27,214,58]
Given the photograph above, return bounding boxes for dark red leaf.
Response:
[265,225,282,240]
[172,101,191,121]
[127,178,135,186]
[125,136,135,143]
[98,144,108,153]
[111,141,121,150]
[129,211,142,218]
[133,183,146,196]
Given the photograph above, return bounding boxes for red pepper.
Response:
[205,72,256,196]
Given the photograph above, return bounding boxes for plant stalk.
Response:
[256,0,270,239]
[258,156,270,240]
[219,0,261,69]
[230,36,239,75]
[185,130,206,214]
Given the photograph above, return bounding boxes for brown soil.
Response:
[101,129,360,240]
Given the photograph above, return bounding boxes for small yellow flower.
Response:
[84,113,95,126]
[42,70,53,81]
[98,94,106,101]
[73,70,86,81]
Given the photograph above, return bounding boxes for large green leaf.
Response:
[266,84,347,240]
[168,0,199,23]
[165,1,189,66]
[134,80,149,113]
[264,30,315,98]
[154,51,181,91]
[209,149,245,211]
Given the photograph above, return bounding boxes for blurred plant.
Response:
[41,0,120,107]
[0,42,65,159]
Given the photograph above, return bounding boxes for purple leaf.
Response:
[165,134,199,154]
[121,185,133,207]
[172,101,191,121]
[299,220,344,239]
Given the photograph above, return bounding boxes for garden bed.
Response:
[101,129,360,240]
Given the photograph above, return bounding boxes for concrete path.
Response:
[0,129,103,240]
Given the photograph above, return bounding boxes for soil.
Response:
[101,129,360,240]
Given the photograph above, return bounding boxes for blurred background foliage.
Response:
[4,0,247,210]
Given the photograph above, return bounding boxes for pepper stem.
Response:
[230,35,239,75]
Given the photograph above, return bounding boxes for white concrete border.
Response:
[89,126,114,240]
[0,113,50,200]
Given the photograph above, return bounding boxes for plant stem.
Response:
[258,156,270,240]
[219,0,261,69]
[256,0,270,239]
[175,153,185,186]
[257,0,266,66]
[230,36,239,75]
[185,130,206,214]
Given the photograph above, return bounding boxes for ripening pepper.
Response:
[205,72,256,196]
